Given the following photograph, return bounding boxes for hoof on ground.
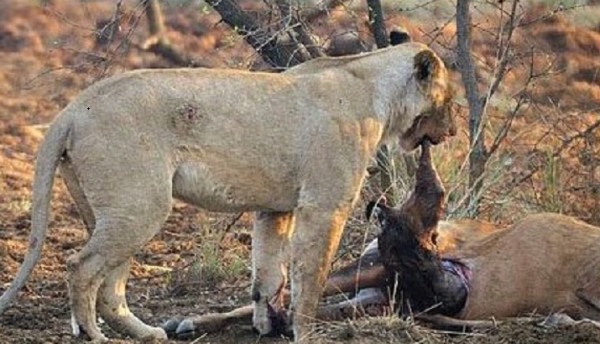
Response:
[162,316,204,340]
[161,317,183,339]
[176,318,198,339]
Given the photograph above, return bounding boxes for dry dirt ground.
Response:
[1,1,600,343]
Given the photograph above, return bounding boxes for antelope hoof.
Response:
[175,318,197,340]
[161,316,183,338]
[161,316,201,340]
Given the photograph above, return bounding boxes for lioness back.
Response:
[59,43,441,215]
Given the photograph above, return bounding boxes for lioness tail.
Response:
[0,113,71,313]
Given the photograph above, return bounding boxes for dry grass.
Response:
[306,314,600,344]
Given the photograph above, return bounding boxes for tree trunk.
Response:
[456,0,487,216]
[367,0,389,48]
[145,0,166,39]
[366,0,400,205]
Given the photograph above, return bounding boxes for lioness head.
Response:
[397,50,456,151]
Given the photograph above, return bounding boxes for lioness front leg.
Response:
[289,205,350,342]
[251,211,294,335]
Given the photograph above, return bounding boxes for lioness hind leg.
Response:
[68,215,168,342]
[60,161,105,339]
[61,160,166,339]
[289,206,350,342]
[67,184,172,342]
[66,246,107,342]
[251,211,294,335]
[97,261,167,340]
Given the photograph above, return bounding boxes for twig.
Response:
[223,213,245,233]
[485,0,519,103]
[509,118,600,189]
[205,0,308,69]
[274,0,324,59]
[140,0,209,67]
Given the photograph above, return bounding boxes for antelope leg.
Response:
[167,256,388,336]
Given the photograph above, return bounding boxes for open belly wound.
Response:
[440,259,471,315]
[442,259,472,290]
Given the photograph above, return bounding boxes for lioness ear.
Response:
[414,50,443,83]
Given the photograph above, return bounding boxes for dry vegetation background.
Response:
[0,0,599,343]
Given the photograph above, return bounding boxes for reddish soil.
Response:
[0,1,599,343]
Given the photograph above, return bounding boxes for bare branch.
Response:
[456,0,488,216]
[365,0,398,204]
[206,0,308,69]
[301,0,353,22]
[95,0,123,45]
[488,44,539,157]
[487,93,525,157]
[510,118,600,189]
[140,0,208,67]
[274,0,324,59]
[485,0,519,102]
[367,0,388,48]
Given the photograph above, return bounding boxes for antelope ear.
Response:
[366,198,389,224]
[414,50,443,84]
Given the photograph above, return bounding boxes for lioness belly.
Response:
[172,162,299,212]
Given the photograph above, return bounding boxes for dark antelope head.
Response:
[367,140,445,271]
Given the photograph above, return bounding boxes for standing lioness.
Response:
[0,42,455,342]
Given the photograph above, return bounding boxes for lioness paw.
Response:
[252,315,273,336]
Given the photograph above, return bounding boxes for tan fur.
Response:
[0,42,454,342]
[449,213,600,321]
[435,219,498,253]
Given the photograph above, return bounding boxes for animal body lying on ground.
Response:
[174,140,600,337]
[367,147,600,325]
[0,39,455,342]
